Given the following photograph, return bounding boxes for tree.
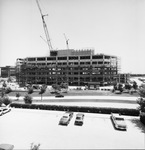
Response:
[0,98,3,106]
[39,84,47,101]
[133,81,138,90]
[16,93,21,101]
[2,96,12,106]
[138,87,145,98]
[52,84,61,91]
[124,83,131,90]
[28,87,34,94]
[1,90,5,98]
[5,87,12,94]
[7,77,13,82]
[137,97,145,112]
[60,82,68,93]
[60,82,68,89]
[2,81,7,88]
[24,94,32,104]
[113,83,123,93]
[137,86,145,125]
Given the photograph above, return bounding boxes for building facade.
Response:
[118,73,130,83]
[16,49,120,86]
[0,66,16,78]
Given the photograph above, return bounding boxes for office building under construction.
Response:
[15,1,120,87]
[16,49,120,87]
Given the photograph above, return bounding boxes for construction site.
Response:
[15,0,122,87]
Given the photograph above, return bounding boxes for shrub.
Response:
[0,98,3,106]
[2,97,12,106]
[30,143,40,150]
[16,93,21,100]
[5,87,12,94]
[39,85,47,100]
[10,103,139,116]
[24,94,32,104]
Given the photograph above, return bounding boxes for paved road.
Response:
[10,95,138,109]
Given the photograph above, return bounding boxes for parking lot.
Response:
[0,108,145,149]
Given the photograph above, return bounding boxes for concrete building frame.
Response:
[16,49,119,86]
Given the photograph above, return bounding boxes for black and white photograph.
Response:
[0,0,145,149]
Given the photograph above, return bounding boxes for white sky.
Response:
[0,0,145,74]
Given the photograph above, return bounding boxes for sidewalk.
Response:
[9,95,138,101]
[33,102,138,109]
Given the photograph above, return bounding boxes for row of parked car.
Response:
[59,111,127,131]
[0,105,11,116]
[59,112,84,126]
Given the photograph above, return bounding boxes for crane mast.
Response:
[36,0,53,54]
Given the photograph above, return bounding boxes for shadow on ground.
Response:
[130,118,145,133]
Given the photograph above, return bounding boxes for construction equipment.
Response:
[64,33,69,49]
[36,0,53,54]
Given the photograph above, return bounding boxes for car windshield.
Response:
[76,117,81,119]
[116,117,124,120]
[63,116,68,118]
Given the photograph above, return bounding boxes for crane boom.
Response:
[36,0,53,54]
[64,33,69,49]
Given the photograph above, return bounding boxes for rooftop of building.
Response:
[23,49,117,60]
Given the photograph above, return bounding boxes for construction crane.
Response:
[36,0,53,54]
[63,33,69,49]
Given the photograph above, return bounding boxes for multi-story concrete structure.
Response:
[0,66,16,78]
[15,58,25,84]
[16,49,120,86]
[118,73,130,83]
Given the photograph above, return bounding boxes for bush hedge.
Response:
[10,103,139,116]
[140,112,145,125]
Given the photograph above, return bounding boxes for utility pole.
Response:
[64,33,69,49]
[36,0,53,55]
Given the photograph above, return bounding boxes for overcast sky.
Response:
[0,0,145,74]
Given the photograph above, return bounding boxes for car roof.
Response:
[76,113,84,116]
[111,113,123,118]
[0,144,14,150]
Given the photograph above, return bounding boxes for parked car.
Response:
[74,113,84,126]
[111,113,127,130]
[55,93,64,98]
[0,143,14,150]
[1,105,11,115]
[2,107,11,114]
[59,112,73,125]
[114,90,121,94]
[0,108,3,116]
